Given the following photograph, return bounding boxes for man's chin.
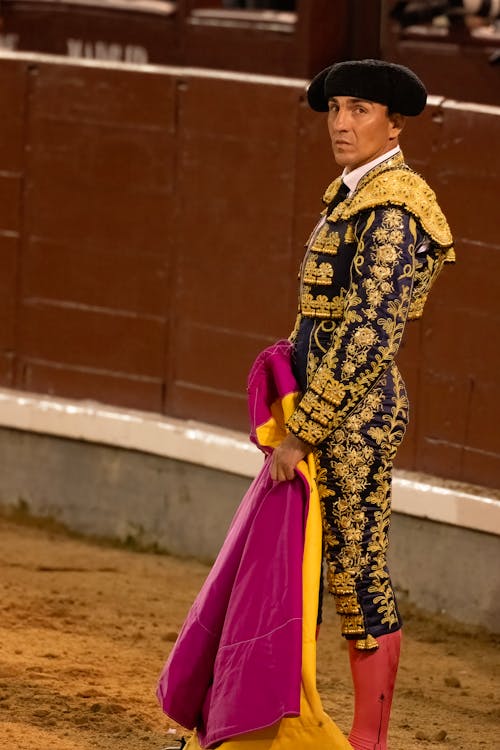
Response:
[332,153,352,168]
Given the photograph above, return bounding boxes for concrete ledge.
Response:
[0,426,249,563]
[0,387,498,536]
[389,513,500,633]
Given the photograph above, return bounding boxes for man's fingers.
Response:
[269,455,278,482]
[275,466,285,482]
[270,460,287,483]
[269,445,300,482]
[274,463,295,482]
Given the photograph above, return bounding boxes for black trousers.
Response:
[294,322,408,646]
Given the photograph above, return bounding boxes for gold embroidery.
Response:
[407,246,451,320]
[323,175,347,206]
[306,350,320,384]
[289,207,416,444]
[311,225,342,256]
[328,162,453,250]
[287,411,328,445]
[309,368,346,406]
[300,288,345,318]
[355,634,379,651]
[313,366,407,640]
[303,256,334,286]
[329,570,354,595]
[313,319,338,354]
[288,152,448,642]
[321,152,454,322]
[340,615,365,636]
[344,223,355,243]
[288,310,301,343]
[365,366,408,629]
[334,593,360,614]
[295,395,331,427]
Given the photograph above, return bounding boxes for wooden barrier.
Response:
[0,0,381,76]
[0,51,498,488]
[1,1,498,105]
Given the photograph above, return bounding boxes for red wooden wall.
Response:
[0,53,498,489]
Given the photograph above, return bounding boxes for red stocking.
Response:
[348,630,402,750]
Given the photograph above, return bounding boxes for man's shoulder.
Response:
[327,164,453,249]
[359,162,434,201]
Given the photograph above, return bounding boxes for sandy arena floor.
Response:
[0,518,498,750]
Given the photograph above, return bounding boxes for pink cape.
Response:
[157,341,307,748]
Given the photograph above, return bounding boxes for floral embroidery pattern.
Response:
[317,365,409,640]
[288,155,452,644]
[323,153,454,321]
[288,207,415,445]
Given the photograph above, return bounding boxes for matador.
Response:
[270,59,454,750]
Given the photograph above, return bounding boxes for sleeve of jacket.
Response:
[286,206,417,446]
[288,309,302,343]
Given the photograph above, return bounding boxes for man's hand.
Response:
[269,433,310,482]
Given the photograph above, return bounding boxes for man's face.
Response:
[327,96,403,171]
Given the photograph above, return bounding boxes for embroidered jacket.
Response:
[287,152,454,446]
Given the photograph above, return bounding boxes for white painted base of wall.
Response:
[0,387,498,536]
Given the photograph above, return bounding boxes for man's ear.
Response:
[389,112,406,139]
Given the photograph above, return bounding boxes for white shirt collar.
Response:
[342,146,401,195]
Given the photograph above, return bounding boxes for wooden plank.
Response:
[19,359,163,412]
[0,235,19,351]
[23,237,168,317]
[18,302,165,378]
[167,74,300,420]
[0,58,27,170]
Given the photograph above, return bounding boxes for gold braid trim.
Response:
[322,154,454,252]
[354,634,379,651]
[323,151,406,204]
[323,175,347,206]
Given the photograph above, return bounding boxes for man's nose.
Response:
[333,109,350,131]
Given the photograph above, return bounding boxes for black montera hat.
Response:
[307,59,427,116]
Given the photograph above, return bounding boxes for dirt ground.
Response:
[0,517,498,750]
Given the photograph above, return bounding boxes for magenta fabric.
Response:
[247,339,297,452]
[156,340,308,749]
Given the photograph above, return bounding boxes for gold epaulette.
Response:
[322,162,454,253]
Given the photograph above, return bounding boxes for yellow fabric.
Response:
[253,392,300,449]
[186,395,353,750]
